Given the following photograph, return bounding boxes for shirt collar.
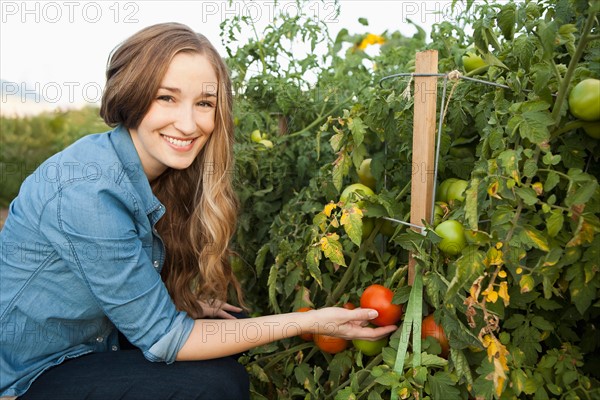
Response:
[110,125,164,217]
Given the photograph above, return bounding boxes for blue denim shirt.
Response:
[0,125,195,397]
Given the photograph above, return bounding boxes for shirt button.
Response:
[153,261,159,269]
[111,345,118,351]
[96,336,104,343]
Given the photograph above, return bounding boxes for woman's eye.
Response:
[197,101,215,108]
[157,95,174,102]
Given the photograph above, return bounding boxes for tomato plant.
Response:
[221,0,600,398]
[360,284,403,326]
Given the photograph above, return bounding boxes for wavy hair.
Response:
[100,22,242,318]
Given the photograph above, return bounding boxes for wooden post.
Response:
[408,50,438,285]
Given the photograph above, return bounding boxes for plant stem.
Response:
[550,10,598,125]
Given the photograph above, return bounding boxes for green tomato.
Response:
[583,122,600,139]
[569,79,600,121]
[362,217,375,240]
[446,179,468,204]
[358,158,376,190]
[352,336,389,356]
[434,220,467,256]
[433,202,445,226]
[436,178,458,203]
[259,139,273,149]
[462,52,487,73]
[251,129,263,143]
[339,183,375,206]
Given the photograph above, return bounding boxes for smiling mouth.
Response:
[161,134,196,148]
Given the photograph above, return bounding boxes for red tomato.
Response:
[296,307,313,341]
[314,334,348,354]
[421,314,449,357]
[360,284,403,326]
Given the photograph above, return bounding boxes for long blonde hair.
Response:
[100,22,242,318]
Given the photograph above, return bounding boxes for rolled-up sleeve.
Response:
[50,179,195,363]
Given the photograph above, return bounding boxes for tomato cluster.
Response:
[298,285,403,356]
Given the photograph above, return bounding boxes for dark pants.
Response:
[21,314,250,400]
[20,349,249,400]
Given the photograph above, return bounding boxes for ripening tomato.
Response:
[296,307,313,341]
[569,79,600,121]
[342,302,356,310]
[360,284,403,326]
[314,334,348,354]
[421,314,449,357]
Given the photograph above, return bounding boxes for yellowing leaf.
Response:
[358,33,385,50]
[567,220,595,247]
[498,281,510,306]
[323,202,337,217]
[498,270,507,278]
[484,247,504,267]
[340,206,364,246]
[532,182,543,196]
[319,234,346,267]
[524,227,550,252]
[519,274,535,293]
[487,181,502,199]
[516,267,523,274]
[483,288,499,303]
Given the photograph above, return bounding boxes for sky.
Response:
[0,0,469,114]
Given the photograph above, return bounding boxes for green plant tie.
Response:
[390,263,423,400]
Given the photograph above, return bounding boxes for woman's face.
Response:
[129,52,218,181]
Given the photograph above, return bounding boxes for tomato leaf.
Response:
[340,206,363,246]
[320,235,346,267]
[451,348,474,385]
[515,186,539,206]
[306,246,323,287]
[429,371,460,400]
[566,180,598,207]
[497,3,516,39]
[348,116,366,147]
[567,263,597,315]
[267,263,281,313]
[546,209,564,237]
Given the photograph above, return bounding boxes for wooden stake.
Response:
[408,50,438,285]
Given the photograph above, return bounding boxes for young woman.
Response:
[0,23,397,399]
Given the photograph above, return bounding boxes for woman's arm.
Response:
[176,307,397,360]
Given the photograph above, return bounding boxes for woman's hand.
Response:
[305,307,398,341]
[196,300,243,319]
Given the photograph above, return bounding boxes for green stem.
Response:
[326,353,383,399]
[283,85,369,140]
[326,236,370,306]
[253,343,312,365]
[551,120,598,139]
[550,10,598,125]
[253,342,313,368]
[537,168,571,182]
